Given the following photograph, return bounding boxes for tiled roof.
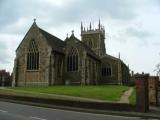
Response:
[39,28,65,53]
[101,54,128,68]
[101,54,119,61]
[68,34,100,60]
[79,41,99,59]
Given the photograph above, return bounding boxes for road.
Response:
[0,101,149,120]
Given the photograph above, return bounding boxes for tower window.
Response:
[88,40,93,48]
[27,39,39,70]
[67,47,78,72]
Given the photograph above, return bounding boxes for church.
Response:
[12,20,130,86]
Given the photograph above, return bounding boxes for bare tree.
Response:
[155,63,160,76]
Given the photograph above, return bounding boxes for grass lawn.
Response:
[129,87,136,104]
[10,85,129,102]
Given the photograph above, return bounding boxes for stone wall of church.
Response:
[121,63,130,85]
[100,56,130,85]
[14,25,52,86]
[84,55,100,85]
[49,52,64,85]
[39,45,52,86]
[63,40,83,84]
[101,57,119,84]
[63,37,100,85]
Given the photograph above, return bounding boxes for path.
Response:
[119,87,133,103]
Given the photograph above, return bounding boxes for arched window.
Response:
[88,40,93,48]
[102,64,111,76]
[27,39,39,70]
[67,47,78,72]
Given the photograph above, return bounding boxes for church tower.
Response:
[81,20,106,56]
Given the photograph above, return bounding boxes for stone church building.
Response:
[12,20,130,86]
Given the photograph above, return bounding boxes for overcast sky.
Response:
[0,0,160,75]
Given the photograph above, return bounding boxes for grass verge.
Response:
[6,85,129,102]
[129,87,136,104]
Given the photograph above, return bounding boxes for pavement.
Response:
[0,101,153,120]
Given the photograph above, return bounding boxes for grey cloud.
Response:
[0,48,11,64]
[0,0,156,40]
[86,0,137,20]
[0,0,5,7]
[125,27,153,46]
[49,0,138,24]
[152,42,160,46]
[0,0,139,33]
[0,0,47,34]
[125,27,151,39]
[0,41,11,64]
[153,0,160,5]
[0,41,7,50]
[112,26,152,45]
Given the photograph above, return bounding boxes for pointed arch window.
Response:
[102,64,112,76]
[67,47,78,72]
[27,39,39,70]
[88,40,93,48]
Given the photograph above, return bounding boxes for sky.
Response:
[0,0,160,75]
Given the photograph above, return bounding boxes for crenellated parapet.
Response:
[81,20,105,36]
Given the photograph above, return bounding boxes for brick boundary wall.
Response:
[148,76,159,106]
[135,73,149,113]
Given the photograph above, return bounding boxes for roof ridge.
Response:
[16,22,38,51]
[39,28,64,43]
[38,27,65,53]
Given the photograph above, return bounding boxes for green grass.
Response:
[129,87,136,104]
[10,85,129,101]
